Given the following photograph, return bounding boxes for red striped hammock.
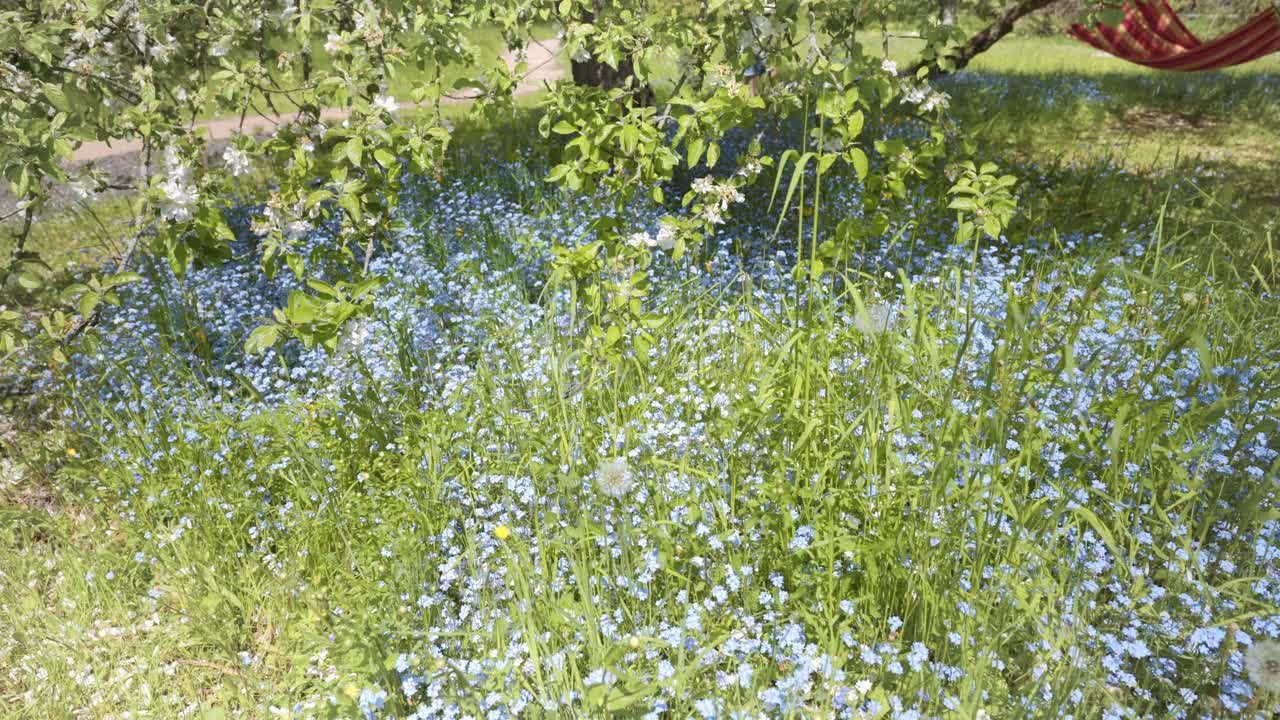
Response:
[1070,1,1280,71]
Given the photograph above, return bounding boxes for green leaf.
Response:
[244,324,282,354]
[768,148,800,212]
[983,216,1002,238]
[43,84,70,113]
[849,148,869,180]
[847,110,864,139]
[818,153,837,175]
[338,192,362,222]
[687,137,705,167]
[606,684,656,712]
[306,279,340,299]
[107,272,143,287]
[286,291,318,325]
[78,293,102,318]
[772,151,816,237]
[16,270,42,290]
[619,124,639,155]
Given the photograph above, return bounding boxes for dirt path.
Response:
[72,38,564,163]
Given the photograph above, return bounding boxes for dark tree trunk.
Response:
[566,7,653,102]
[570,55,638,89]
[910,0,1064,76]
[570,54,655,105]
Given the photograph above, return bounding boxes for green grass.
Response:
[4,199,1277,716]
[0,196,136,272]
[870,32,1280,75]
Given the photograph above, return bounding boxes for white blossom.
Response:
[157,147,197,223]
[737,158,764,177]
[716,181,744,207]
[691,176,717,194]
[922,91,951,113]
[627,231,656,249]
[902,84,929,105]
[337,318,370,358]
[655,223,677,251]
[222,145,252,177]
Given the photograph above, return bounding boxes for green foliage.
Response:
[246,276,386,354]
[0,0,1003,365]
[947,161,1018,243]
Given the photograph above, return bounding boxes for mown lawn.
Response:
[2,29,1279,720]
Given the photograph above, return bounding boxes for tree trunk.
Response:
[910,0,1064,77]
[939,0,958,25]
[570,53,655,105]
[570,55,638,90]
[565,5,654,104]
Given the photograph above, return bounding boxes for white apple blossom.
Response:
[156,147,197,223]
[922,91,951,112]
[655,223,677,251]
[627,231,656,249]
[222,146,252,177]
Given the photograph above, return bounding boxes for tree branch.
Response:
[907,0,1065,78]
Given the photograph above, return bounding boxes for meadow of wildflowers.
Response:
[2,77,1280,720]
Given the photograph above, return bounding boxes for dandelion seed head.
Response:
[596,457,634,499]
[1245,640,1280,693]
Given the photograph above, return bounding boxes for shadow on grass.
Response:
[938,69,1278,278]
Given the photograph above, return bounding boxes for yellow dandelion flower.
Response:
[494,525,511,540]
[343,684,361,699]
